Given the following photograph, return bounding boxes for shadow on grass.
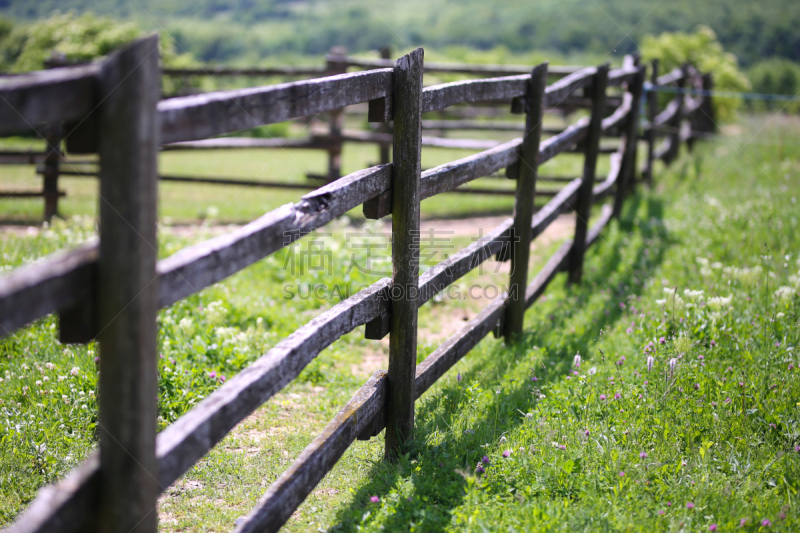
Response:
[0,218,47,226]
[328,194,671,532]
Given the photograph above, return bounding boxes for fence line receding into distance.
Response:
[3,48,699,222]
[0,36,712,533]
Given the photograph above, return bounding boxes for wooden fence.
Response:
[0,36,712,532]
[1,47,707,223]
[0,47,584,221]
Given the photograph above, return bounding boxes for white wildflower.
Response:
[725,265,762,286]
[573,352,582,368]
[707,295,733,310]
[775,286,796,303]
[683,289,704,300]
[776,312,785,319]
[70,367,80,376]
[177,317,194,336]
[661,287,685,311]
[588,366,597,376]
[45,362,55,370]
[214,326,238,339]
[206,301,226,326]
[646,356,654,373]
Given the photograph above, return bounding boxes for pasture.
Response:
[1,112,798,530]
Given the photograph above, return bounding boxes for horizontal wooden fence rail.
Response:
[158,69,395,144]
[0,37,710,532]
[0,63,101,137]
[160,52,581,81]
[0,190,66,198]
[338,55,581,78]
[161,65,328,77]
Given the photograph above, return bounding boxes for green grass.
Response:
[1,114,799,530]
[0,112,592,224]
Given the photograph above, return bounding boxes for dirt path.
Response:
[355,214,575,377]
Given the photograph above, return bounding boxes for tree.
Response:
[641,26,750,122]
[0,12,140,72]
[0,13,203,96]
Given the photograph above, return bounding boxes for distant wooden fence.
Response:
[1,47,709,223]
[0,36,711,532]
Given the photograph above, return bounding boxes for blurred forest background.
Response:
[0,0,797,112]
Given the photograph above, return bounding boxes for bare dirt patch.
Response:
[356,214,575,368]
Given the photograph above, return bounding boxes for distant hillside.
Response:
[2,0,798,65]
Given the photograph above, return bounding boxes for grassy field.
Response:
[1,113,799,530]
[0,110,599,224]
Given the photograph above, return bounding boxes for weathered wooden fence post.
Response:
[325,47,348,180]
[378,46,393,165]
[384,47,424,460]
[96,35,160,533]
[567,64,608,284]
[664,64,688,165]
[613,64,646,218]
[644,59,659,187]
[699,73,716,135]
[504,63,547,342]
[685,67,700,153]
[42,126,61,222]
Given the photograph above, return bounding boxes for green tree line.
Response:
[1,0,799,66]
[0,9,797,118]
